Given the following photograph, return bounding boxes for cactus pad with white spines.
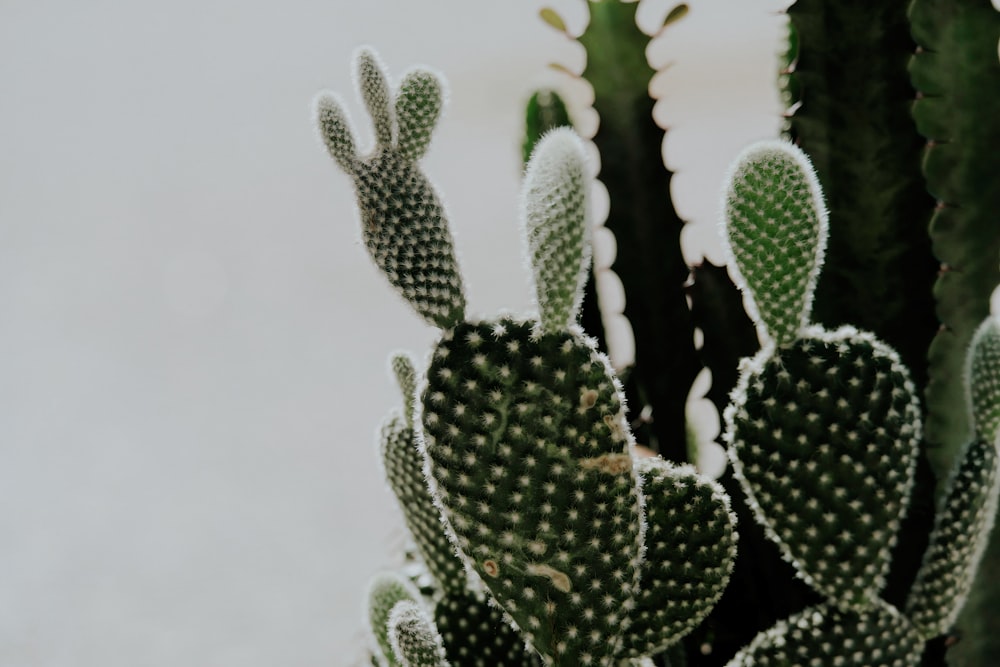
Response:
[622,457,737,657]
[725,326,920,610]
[421,318,642,665]
[315,48,464,328]
[522,129,591,333]
[388,601,451,667]
[435,589,541,667]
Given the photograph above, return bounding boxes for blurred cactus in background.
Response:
[313,0,1000,664]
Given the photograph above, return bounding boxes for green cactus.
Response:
[539,1,701,462]
[315,48,464,329]
[369,572,425,666]
[380,353,466,594]
[726,600,924,667]
[783,0,938,390]
[388,601,451,667]
[318,51,740,665]
[909,0,1000,476]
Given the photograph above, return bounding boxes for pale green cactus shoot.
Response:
[369,573,425,666]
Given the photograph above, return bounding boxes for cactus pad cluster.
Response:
[317,49,737,666]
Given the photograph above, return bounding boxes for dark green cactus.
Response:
[909,0,1000,477]
[722,141,921,611]
[784,0,938,392]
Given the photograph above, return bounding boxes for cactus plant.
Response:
[317,50,736,666]
[314,1,1000,663]
[719,139,1000,667]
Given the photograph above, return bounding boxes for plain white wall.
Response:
[0,1,785,664]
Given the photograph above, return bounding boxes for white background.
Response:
[0,1,785,664]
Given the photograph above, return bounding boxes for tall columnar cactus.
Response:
[317,50,737,667]
[783,0,938,392]
[720,140,1000,667]
[540,1,704,463]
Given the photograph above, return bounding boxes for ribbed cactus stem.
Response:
[522,128,592,334]
[315,47,465,328]
[388,601,451,667]
[721,140,828,348]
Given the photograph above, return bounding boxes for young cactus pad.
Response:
[522,128,592,333]
[725,325,920,610]
[368,572,424,666]
[315,48,465,328]
[722,140,828,347]
[725,600,923,667]
[905,316,1000,638]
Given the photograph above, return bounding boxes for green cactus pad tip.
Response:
[721,140,828,347]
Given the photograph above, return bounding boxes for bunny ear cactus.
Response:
[316,48,464,328]
[318,49,740,665]
[722,142,920,610]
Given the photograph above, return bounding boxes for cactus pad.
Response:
[388,601,451,667]
[722,140,828,347]
[725,600,923,667]
[725,326,920,610]
[621,457,737,657]
[435,589,541,667]
[381,415,465,593]
[522,129,592,334]
[421,318,643,664]
[315,48,465,328]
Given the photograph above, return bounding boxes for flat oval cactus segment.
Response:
[725,326,920,610]
[388,601,451,667]
[725,600,923,667]
[622,458,737,658]
[435,589,541,667]
[380,414,466,593]
[421,318,642,664]
[906,435,1000,638]
[356,154,465,328]
[368,572,423,666]
[722,140,828,346]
